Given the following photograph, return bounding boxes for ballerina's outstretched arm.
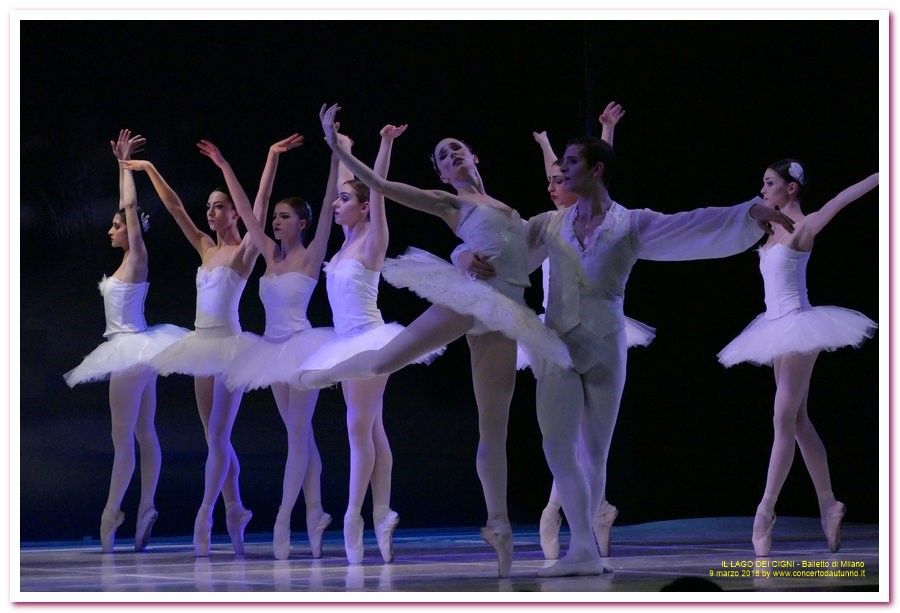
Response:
[301,146,343,274]
[319,103,464,227]
[120,158,215,259]
[794,173,879,249]
[111,129,148,281]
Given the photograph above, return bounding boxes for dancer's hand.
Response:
[750,203,795,235]
[380,124,408,141]
[457,250,496,281]
[110,129,146,160]
[598,101,625,128]
[269,133,304,155]
[319,103,342,148]
[196,139,229,168]
[119,159,152,172]
[532,130,549,145]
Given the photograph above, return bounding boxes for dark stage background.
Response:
[19,19,880,543]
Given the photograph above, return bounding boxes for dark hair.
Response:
[275,197,313,238]
[210,186,234,205]
[116,206,150,233]
[767,158,807,200]
[565,136,617,184]
[343,179,370,205]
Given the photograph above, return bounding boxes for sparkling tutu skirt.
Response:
[150,329,255,378]
[298,322,444,371]
[718,306,877,367]
[64,324,189,386]
[224,328,339,391]
[381,248,572,370]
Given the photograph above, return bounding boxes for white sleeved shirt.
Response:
[525,197,765,342]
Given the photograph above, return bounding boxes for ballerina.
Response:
[122,138,276,556]
[294,123,434,565]
[64,129,187,553]
[196,134,338,560]
[295,103,572,577]
[717,161,878,556]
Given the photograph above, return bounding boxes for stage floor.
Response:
[18,516,880,600]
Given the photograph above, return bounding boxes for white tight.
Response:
[343,376,392,515]
[270,383,324,518]
[106,368,160,514]
[194,376,246,510]
[758,351,835,515]
[536,330,626,560]
[309,304,515,519]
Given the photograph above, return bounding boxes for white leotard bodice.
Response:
[194,266,246,336]
[259,272,316,340]
[456,205,530,299]
[325,258,384,335]
[99,275,148,338]
[760,243,812,319]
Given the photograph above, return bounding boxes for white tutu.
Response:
[718,306,877,367]
[64,324,189,387]
[224,328,339,391]
[382,248,572,370]
[298,322,444,371]
[150,330,254,377]
[516,316,656,370]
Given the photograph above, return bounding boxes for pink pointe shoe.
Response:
[344,513,365,564]
[752,511,776,557]
[375,510,400,563]
[822,501,847,553]
[100,508,125,553]
[291,369,334,391]
[226,507,253,556]
[273,508,292,561]
[306,510,333,559]
[592,501,618,558]
[193,509,213,557]
[134,507,158,552]
[480,519,514,578]
[539,506,562,560]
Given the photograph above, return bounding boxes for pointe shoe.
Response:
[134,507,158,552]
[226,508,253,556]
[291,369,333,391]
[343,513,364,564]
[375,510,400,563]
[100,508,125,554]
[480,520,514,578]
[822,501,847,553]
[537,555,608,578]
[592,501,618,558]
[307,510,333,559]
[193,510,213,557]
[539,506,562,560]
[752,511,776,557]
[273,510,292,561]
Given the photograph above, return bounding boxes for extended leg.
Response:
[297,305,473,388]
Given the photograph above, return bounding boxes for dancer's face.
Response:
[760,169,796,208]
[334,186,368,227]
[548,162,576,209]
[272,202,305,242]
[107,213,128,250]
[558,145,599,194]
[206,190,238,232]
[433,138,477,183]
